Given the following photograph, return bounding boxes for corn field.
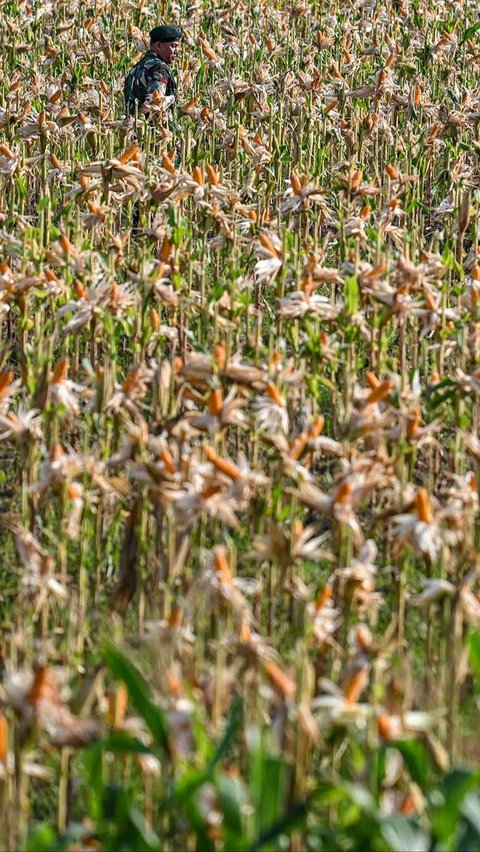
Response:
[0,0,480,849]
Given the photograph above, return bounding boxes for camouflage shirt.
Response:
[124,51,177,118]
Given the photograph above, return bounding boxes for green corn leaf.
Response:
[344,276,359,314]
[431,769,480,842]
[217,772,246,850]
[381,815,430,852]
[468,630,480,689]
[250,798,309,851]
[387,740,430,793]
[104,645,171,757]
[174,696,243,804]
[460,22,480,46]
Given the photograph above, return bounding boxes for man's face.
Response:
[153,40,180,65]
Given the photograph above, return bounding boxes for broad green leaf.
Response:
[247,728,289,846]
[123,805,162,852]
[181,795,215,852]
[461,792,480,836]
[94,730,154,756]
[381,815,430,852]
[104,645,171,756]
[468,630,480,688]
[340,780,377,815]
[82,737,105,820]
[102,785,161,852]
[26,826,59,852]
[217,772,246,850]
[431,769,480,842]
[460,22,480,46]
[256,755,288,840]
[208,695,243,770]
[174,696,243,804]
[173,766,210,805]
[388,740,430,793]
[371,746,387,798]
[251,798,309,851]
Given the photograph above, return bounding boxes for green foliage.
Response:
[26,651,480,852]
[104,646,171,756]
[344,277,360,316]
[1,0,480,849]
[27,653,311,852]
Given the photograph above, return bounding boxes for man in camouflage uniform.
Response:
[124,25,181,127]
[125,26,182,229]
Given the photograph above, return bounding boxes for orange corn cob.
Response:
[161,153,176,174]
[266,382,283,406]
[205,446,241,480]
[290,172,302,194]
[213,341,227,369]
[415,488,432,523]
[0,371,13,400]
[122,368,142,395]
[0,714,7,765]
[378,712,395,741]
[119,145,141,165]
[150,307,160,331]
[334,480,353,504]
[343,666,368,704]
[365,378,393,404]
[168,606,183,628]
[0,144,15,158]
[323,99,338,114]
[315,584,333,612]
[208,388,223,416]
[264,661,296,699]
[52,358,69,384]
[259,233,280,257]
[385,164,399,180]
[214,549,232,582]
[160,447,176,475]
[407,408,421,438]
[206,163,220,185]
[191,166,204,186]
[108,684,128,728]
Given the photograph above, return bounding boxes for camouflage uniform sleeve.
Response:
[146,63,170,97]
[124,71,135,115]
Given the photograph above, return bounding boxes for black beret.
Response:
[150,25,182,43]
